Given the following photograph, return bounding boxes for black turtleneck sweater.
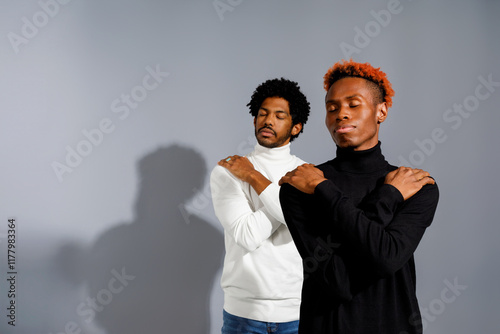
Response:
[279,142,439,333]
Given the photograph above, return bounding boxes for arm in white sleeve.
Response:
[257,182,286,223]
[210,165,282,252]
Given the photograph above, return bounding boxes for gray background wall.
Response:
[0,0,499,333]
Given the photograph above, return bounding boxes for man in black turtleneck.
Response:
[278,60,439,334]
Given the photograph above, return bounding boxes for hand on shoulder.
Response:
[384,167,435,201]
[279,163,327,194]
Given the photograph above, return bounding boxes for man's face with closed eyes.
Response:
[254,97,302,148]
[325,77,387,151]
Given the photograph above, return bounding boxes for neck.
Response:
[252,142,292,163]
[334,141,387,173]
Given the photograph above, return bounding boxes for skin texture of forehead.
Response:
[327,76,384,107]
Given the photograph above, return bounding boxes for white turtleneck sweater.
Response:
[210,143,305,323]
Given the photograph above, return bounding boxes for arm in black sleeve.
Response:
[280,183,353,301]
[314,180,439,277]
[357,183,405,227]
[280,181,413,300]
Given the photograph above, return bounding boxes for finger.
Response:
[405,167,420,176]
[411,169,430,176]
[279,170,297,185]
[230,155,243,162]
[298,164,315,172]
[278,176,288,186]
[218,156,233,165]
[395,166,412,177]
[303,164,319,172]
[386,169,397,178]
[419,176,435,185]
[413,170,431,180]
[413,175,434,186]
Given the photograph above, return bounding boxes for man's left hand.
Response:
[279,163,327,194]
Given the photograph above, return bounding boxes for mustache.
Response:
[258,126,276,135]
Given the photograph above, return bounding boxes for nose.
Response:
[336,105,350,121]
[263,114,274,126]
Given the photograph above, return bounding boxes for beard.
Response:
[255,125,292,148]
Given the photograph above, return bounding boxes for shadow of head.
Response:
[134,144,207,219]
[57,144,223,334]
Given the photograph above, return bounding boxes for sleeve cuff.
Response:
[259,183,285,223]
[314,179,343,206]
[377,184,404,205]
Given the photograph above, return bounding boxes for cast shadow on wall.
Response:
[63,144,224,333]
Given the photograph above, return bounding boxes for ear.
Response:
[291,122,302,136]
[253,117,256,127]
[376,102,388,124]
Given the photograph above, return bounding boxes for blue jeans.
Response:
[222,310,299,334]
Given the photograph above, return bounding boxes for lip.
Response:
[334,125,355,134]
[259,128,275,137]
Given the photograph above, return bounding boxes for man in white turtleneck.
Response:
[210,78,311,334]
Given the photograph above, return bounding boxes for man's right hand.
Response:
[218,155,256,182]
[219,155,271,195]
[384,167,435,200]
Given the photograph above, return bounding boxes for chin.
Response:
[332,136,349,147]
[257,138,275,148]
[333,138,358,150]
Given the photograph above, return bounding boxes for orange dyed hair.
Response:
[323,59,394,108]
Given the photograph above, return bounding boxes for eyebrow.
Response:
[326,94,363,104]
[346,94,362,100]
[259,107,289,114]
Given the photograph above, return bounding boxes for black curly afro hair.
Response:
[247,78,310,142]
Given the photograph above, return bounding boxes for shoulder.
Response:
[389,163,440,200]
[315,159,335,173]
[280,182,308,200]
[293,155,307,166]
[387,163,399,172]
[210,165,238,184]
[404,181,440,213]
[291,155,307,168]
[418,181,439,201]
[210,164,226,179]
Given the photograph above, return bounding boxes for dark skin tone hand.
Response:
[278,164,326,194]
[279,164,435,200]
[218,155,271,195]
[383,166,435,200]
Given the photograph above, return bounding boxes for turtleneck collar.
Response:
[333,141,388,173]
[251,142,292,163]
